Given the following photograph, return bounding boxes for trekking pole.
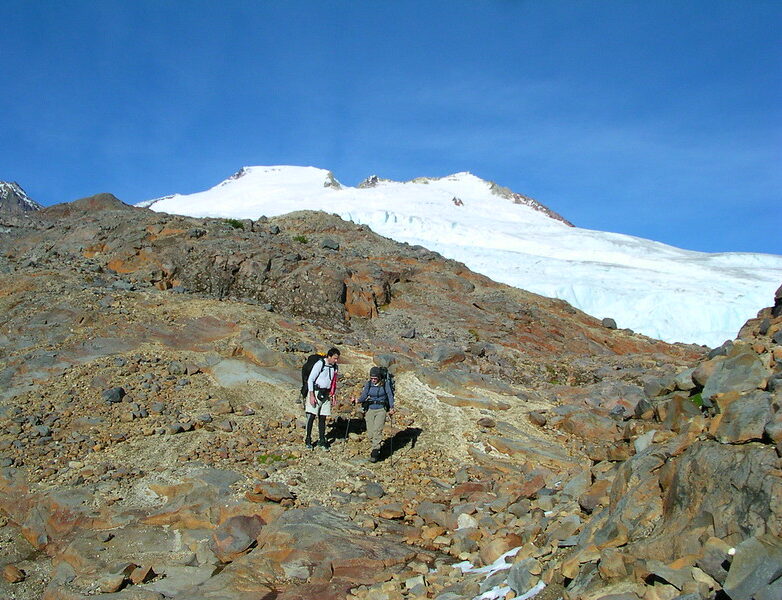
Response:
[343,403,351,442]
[388,411,394,467]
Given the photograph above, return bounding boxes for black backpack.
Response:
[376,366,395,397]
[300,354,338,398]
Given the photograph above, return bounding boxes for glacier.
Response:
[138,166,782,348]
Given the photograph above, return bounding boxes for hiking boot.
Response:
[305,440,314,450]
[317,440,330,451]
[369,448,380,463]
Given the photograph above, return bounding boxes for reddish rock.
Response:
[579,478,612,513]
[246,481,296,503]
[377,502,405,519]
[559,410,621,442]
[528,411,547,426]
[480,533,523,565]
[130,564,156,584]
[211,514,265,562]
[712,391,772,443]
[3,564,25,582]
[206,506,416,588]
[452,481,491,500]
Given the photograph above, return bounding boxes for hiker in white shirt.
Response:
[305,347,340,450]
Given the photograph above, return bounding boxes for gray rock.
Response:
[646,559,692,590]
[756,579,782,600]
[141,564,219,596]
[773,284,782,317]
[168,360,186,375]
[416,501,452,528]
[714,391,772,443]
[673,368,697,391]
[111,280,135,291]
[697,542,730,584]
[507,557,540,594]
[724,534,782,600]
[602,317,618,329]
[562,470,591,500]
[702,349,769,402]
[634,429,657,453]
[102,387,126,403]
[33,424,51,437]
[430,345,465,364]
[216,419,234,432]
[479,569,508,593]
[643,375,673,397]
[708,340,734,359]
[758,318,771,336]
[321,238,340,251]
[363,482,385,499]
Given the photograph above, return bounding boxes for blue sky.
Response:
[2,1,780,254]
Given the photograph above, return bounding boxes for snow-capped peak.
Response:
[0,181,42,212]
[138,166,782,347]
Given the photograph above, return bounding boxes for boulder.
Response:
[507,557,541,594]
[430,345,466,365]
[702,349,769,403]
[246,481,295,503]
[723,534,782,600]
[211,515,264,562]
[712,391,772,443]
[203,506,416,587]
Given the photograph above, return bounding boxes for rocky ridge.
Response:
[0,194,779,599]
[0,182,41,214]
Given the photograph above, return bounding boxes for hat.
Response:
[369,367,382,379]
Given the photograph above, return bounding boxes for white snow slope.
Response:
[138,166,782,348]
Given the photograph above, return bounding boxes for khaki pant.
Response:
[365,407,387,451]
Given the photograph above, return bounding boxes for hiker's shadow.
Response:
[328,415,366,442]
[379,427,422,461]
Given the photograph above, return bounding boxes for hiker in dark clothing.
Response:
[352,366,395,462]
[305,347,340,450]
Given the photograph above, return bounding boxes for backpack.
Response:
[300,354,338,398]
[376,366,396,398]
[378,367,396,398]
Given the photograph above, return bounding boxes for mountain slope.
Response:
[0,181,42,214]
[139,166,782,347]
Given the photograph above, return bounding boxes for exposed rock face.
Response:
[488,179,574,226]
[0,181,41,215]
[0,193,778,600]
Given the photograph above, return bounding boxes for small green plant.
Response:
[224,218,244,230]
[293,234,308,243]
[256,453,296,465]
[468,328,480,341]
[544,364,562,385]
[689,392,703,407]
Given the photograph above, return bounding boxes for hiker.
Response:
[352,366,395,463]
[304,347,340,450]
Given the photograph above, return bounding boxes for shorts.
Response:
[305,391,332,416]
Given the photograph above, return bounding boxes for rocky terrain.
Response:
[0,182,42,216]
[0,193,779,599]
